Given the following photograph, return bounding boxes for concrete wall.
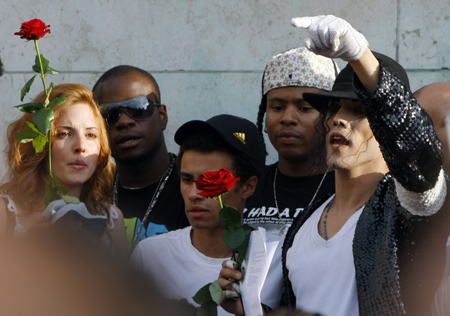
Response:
[1,0,449,181]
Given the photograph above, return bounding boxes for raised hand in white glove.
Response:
[291,15,368,62]
[44,200,91,224]
[43,199,108,239]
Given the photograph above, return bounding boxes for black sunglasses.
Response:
[99,96,159,125]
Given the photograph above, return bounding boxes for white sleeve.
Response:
[395,169,447,216]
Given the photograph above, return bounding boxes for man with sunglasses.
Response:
[93,65,189,250]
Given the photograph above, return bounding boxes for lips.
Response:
[69,159,87,166]
[68,159,88,170]
[329,132,349,149]
[115,133,142,145]
[187,206,208,217]
[277,130,302,145]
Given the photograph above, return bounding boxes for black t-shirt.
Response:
[243,163,335,237]
[116,162,189,248]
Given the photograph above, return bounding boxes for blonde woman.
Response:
[0,83,127,256]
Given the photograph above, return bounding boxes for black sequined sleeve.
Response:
[354,60,443,193]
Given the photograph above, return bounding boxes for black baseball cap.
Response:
[303,52,410,114]
[174,114,266,170]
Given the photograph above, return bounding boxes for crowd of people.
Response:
[1,15,449,316]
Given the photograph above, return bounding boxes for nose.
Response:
[188,183,204,202]
[114,111,136,129]
[280,105,298,126]
[74,135,86,154]
[332,109,350,128]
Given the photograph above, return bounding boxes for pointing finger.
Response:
[290,16,313,28]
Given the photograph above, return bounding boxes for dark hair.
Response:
[256,94,267,138]
[177,131,262,182]
[93,65,161,104]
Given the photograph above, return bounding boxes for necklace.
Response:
[273,164,330,214]
[113,153,176,248]
[322,195,366,241]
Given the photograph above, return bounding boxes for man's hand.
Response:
[217,260,245,316]
[291,15,368,62]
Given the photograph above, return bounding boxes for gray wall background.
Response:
[1,0,449,181]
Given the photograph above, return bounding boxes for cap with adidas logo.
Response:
[174,114,266,170]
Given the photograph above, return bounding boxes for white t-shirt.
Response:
[286,195,363,316]
[131,226,283,315]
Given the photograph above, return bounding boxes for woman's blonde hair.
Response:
[1,83,115,216]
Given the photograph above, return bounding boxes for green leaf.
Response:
[56,186,69,195]
[24,121,41,133]
[15,102,44,114]
[32,108,54,135]
[48,96,66,109]
[222,227,246,250]
[43,83,54,108]
[48,83,54,95]
[45,186,59,206]
[32,134,48,153]
[15,128,40,143]
[219,206,242,231]
[196,302,218,316]
[20,75,37,101]
[61,195,80,204]
[235,227,252,266]
[46,66,60,75]
[193,283,213,305]
[32,54,50,74]
[209,281,225,306]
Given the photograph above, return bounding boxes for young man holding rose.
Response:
[131,114,283,315]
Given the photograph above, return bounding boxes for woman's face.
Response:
[51,102,101,197]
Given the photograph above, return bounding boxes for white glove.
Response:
[291,15,368,62]
[43,199,105,225]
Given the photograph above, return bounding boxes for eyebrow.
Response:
[179,171,205,180]
[267,96,309,103]
[56,126,98,130]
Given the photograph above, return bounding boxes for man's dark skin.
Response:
[93,71,170,189]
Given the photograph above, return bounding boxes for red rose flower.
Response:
[195,168,240,198]
[14,19,50,40]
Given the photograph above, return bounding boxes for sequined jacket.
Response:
[281,61,450,316]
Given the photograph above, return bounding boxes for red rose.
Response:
[14,19,50,40]
[195,168,240,197]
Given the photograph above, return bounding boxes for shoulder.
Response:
[131,227,190,262]
[138,227,190,248]
[262,164,276,178]
[0,198,8,236]
[0,197,8,213]
[109,205,123,220]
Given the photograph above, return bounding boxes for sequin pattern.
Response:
[281,61,449,316]
[355,61,443,192]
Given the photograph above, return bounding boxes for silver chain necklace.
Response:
[273,164,330,214]
[113,153,176,248]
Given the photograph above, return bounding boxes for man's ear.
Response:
[241,175,258,200]
[158,104,168,130]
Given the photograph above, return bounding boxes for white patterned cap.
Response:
[262,47,338,96]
